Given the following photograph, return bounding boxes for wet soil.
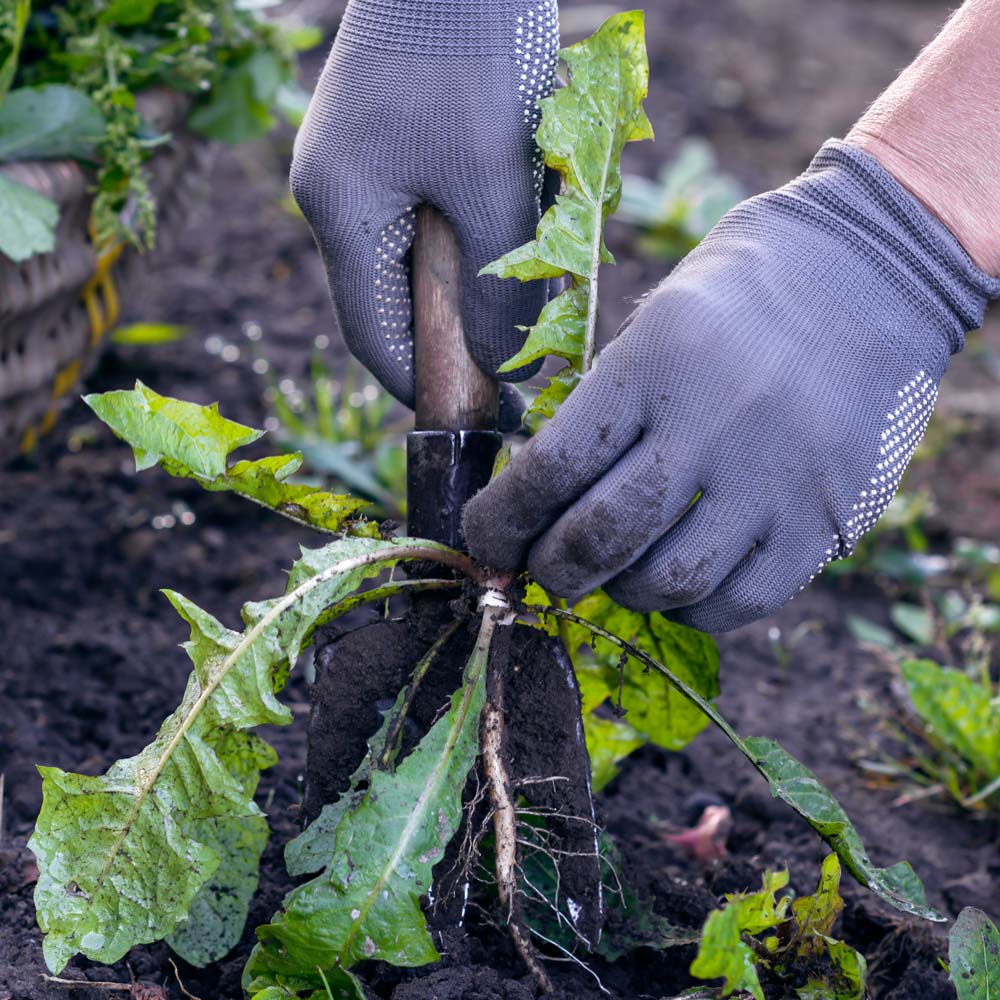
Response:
[3,0,999,997]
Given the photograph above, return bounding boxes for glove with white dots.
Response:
[289,0,561,428]
[463,141,1000,631]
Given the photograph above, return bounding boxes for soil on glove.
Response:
[3,0,999,997]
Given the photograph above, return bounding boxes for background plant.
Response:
[836,493,1000,813]
[617,138,743,260]
[0,0,315,261]
[690,856,866,1000]
[258,349,408,520]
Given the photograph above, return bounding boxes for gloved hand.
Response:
[289,0,560,427]
[464,141,1000,632]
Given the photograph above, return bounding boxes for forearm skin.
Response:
[847,0,1000,276]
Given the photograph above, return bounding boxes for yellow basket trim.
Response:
[52,359,82,400]
[19,424,37,454]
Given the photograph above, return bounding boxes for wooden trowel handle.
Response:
[406,206,502,547]
[412,206,499,432]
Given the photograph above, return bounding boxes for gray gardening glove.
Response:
[289,0,560,427]
[464,141,1000,632]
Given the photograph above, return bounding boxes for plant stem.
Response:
[555,596,574,655]
[306,577,459,643]
[379,619,464,769]
[523,605,743,748]
[582,132,615,373]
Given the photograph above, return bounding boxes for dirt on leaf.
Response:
[3,0,999,997]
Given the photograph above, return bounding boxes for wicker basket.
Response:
[0,89,214,462]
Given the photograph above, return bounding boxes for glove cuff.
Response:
[797,140,1000,361]
[339,0,559,56]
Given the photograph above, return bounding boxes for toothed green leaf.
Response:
[167,814,270,967]
[84,382,367,532]
[29,537,458,973]
[690,870,790,1000]
[85,381,262,476]
[483,10,653,425]
[497,286,588,373]
[482,11,652,286]
[743,738,943,921]
[285,684,409,878]
[524,366,581,433]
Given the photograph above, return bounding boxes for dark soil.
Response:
[3,0,999,997]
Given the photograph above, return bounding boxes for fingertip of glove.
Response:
[498,383,527,433]
[462,485,526,575]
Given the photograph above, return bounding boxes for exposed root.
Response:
[528,927,611,995]
[168,959,204,1000]
[482,674,554,994]
[42,977,132,992]
[514,811,603,952]
[431,767,493,923]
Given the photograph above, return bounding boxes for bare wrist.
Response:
[846,0,1000,277]
[848,128,1000,278]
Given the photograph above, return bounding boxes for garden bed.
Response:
[2,0,999,997]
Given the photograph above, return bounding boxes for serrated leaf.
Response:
[0,173,57,262]
[901,659,1000,781]
[167,814,270,966]
[791,854,844,953]
[742,738,943,921]
[85,382,367,533]
[484,11,653,400]
[690,870,790,1000]
[949,907,1000,1000]
[692,858,865,1000]
[285,684,409,878]
[196,455,367,533]
[483,11,652,285]
[572,592,720,751]
[739,870,791,933]
[29,536,460,973]
[244,613,499,996]
[0,85,105,161]
[85,381,262,477]
[799,935,866,1000]
[498,285,588,373]
[525,366,581,433]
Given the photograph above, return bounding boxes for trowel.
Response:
[303,206,604,954]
